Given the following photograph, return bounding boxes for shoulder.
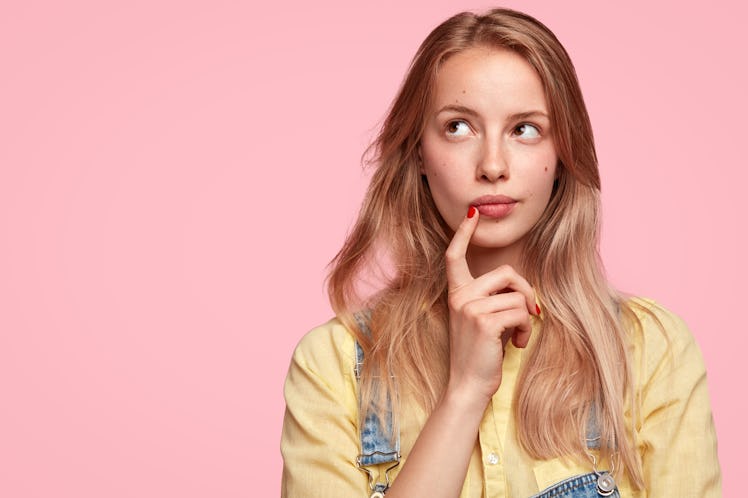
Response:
[623,296,706,388]
[288,317,359,385]
[625,296,695,348]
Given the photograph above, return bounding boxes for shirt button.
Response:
[486,452,499,465]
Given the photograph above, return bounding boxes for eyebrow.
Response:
[435,104,549,121]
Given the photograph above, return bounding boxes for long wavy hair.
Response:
[328,8,648,488]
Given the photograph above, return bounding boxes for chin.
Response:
[468,233,521,250]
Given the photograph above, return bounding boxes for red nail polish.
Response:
[535,304,541,315]
[467,206,477,218]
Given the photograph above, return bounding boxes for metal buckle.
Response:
[356,451,401,495]
[587,452,617,496]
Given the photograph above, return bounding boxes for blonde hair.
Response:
[328,8,647,488]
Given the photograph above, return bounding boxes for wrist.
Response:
[441,381,494,418]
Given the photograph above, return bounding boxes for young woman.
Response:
[280,8,721,497]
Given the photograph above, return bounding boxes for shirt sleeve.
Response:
[634,300,722,496]
[280,320,369,498]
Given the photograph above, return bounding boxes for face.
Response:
[419,46,558,256]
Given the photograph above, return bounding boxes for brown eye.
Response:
[514,123,540,139]
[446,120,470,137]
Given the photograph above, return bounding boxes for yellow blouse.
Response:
[280,297,721,497]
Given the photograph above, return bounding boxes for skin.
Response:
[420,45,558,277]
[385,46,558,497]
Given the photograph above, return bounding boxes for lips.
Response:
[471,195,517,218]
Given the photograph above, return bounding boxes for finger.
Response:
[474,308,532,346]
[445,206,479,290]
[462,294,533,348]
[511,321,532,349]
[461,292,527,317]
[472,265,539,316]
[498,309,532,348]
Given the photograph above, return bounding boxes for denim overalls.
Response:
[353,315,620,497]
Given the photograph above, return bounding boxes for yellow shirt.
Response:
[280,298,721,497]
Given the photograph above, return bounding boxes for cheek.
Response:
[421,140,447,172]
[536,169,556,199]
[534,149,558,188]
[420,155,465,226]
[521,156,557,202]
[422,143,475,184]
[422,146,456,187]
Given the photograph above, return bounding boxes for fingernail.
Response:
[535,304,541,315]
[467,206,477,218]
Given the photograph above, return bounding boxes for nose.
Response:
[476,137,509,182]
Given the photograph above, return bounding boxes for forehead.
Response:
[431,46,548,113]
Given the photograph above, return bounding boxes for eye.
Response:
[513,123,540,139]
[445,120,471,137]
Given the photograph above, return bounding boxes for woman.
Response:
[281,8,721,497]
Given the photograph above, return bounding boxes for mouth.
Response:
[471,195,517,218]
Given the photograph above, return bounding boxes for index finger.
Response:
[445,206,479,290]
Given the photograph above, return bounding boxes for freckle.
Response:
[544,167,548,171]
[462,90,466,94]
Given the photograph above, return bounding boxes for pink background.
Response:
[1,0,744,496]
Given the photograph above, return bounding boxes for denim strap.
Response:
[353,312,400,493]
[585,404,601,449]
[353,339,400,466]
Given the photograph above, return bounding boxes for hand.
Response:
[445,207,539,404]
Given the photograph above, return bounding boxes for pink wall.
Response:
[1,0,744,495]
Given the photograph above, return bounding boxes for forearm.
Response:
[385,387,489,498]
